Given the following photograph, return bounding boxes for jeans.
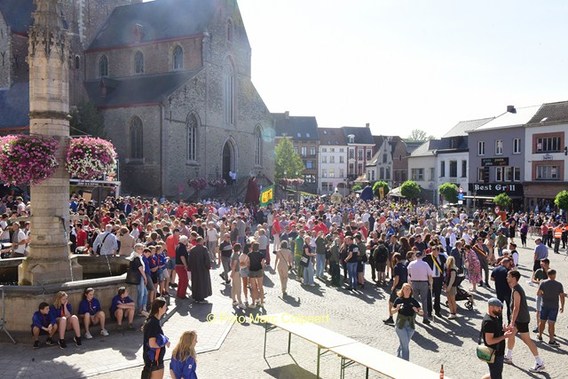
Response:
[221,256,231,281]
[137,276,148,312]
[347,262,358,289]
[329,261,341,286]
[316,254,326,278]
[395,320,415,361]
[487,355,504,379]
[303,260,315,285]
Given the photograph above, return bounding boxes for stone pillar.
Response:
[18,0,82,285]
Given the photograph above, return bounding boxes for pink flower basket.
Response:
[188,177,208,191]
[65,137,117,180]
[0,135,59,185]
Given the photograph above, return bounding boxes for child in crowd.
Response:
[110,286,136,330]
[31,302,58,349]
[78,287,109,339]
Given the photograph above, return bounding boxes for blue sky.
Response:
[237,0,568,138]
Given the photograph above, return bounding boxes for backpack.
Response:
[374,244,389,263]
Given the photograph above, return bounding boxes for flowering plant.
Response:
[208,178,227,188]
[188,177,208,190]
[280,178,304,186]
[65,137,117,180]
[0,135,59,185]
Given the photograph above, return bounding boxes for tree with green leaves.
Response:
[69,101,106,138]
[372,181,390,198]
[554,190,568,212]
[493,193,512,208]
[274,138,304,183]
[351,183,363,192]
[438,182,458,203]
[401,180,421,199]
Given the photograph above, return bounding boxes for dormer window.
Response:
[133,24,144,43]
[348,134,355,143]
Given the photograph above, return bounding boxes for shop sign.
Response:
[468,182,523,197]
[481,157,509,167]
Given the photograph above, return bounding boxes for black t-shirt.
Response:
[393,262,408,288]
[490,266,511,298]
[248,250,264,271]
[393,296,421,317]
[175,243,188,265]
[143,317,166,365]
[219,240,233,258]
[481,314,505,356]
[346,243,359,263]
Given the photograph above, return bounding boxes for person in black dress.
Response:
[142,297,169,379]
[188,237,212,303]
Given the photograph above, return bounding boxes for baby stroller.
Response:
[446,274,474,310]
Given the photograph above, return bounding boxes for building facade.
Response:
[343,126,374,181]
[318,127,347,195]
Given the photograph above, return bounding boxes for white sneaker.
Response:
[100,329,109,337]
[84,332,93,339]
[529,362,545,372]
[237,303,246,309]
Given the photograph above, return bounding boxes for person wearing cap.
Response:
[505,270,545,372]
[536,269,564,346]
[481,297,513,379]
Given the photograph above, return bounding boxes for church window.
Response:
[99,55,108,78]
[254,125,262,165]
[134,51,144,74]
[173,46,183,70]
[187,113,198,161]
[129,117,143,159]
[224,62,235,125]
[227,19,233,42]
[74,55,80,70]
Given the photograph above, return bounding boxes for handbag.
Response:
[476,330,495,363]
[125,257,142,285]
[95,232,110,255]
[300,255,309,267]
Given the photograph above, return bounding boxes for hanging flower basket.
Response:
[0,135,59,185]
[65,137,117,180]
[188,177,208,191]
[208,178,227,188]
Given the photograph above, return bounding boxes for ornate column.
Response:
[18,0,82,285]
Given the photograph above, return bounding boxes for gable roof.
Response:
[0,0,34,34]
[274,114,318,140]
[88,0,220,51]
[475,105,541,132]
[318,127,346,145]
[443,117,494,138]
[527,100,568,125]
[341,126,374,144]
[0,82,29,131]
[84,70,201,108]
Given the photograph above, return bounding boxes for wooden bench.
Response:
[260,313,445,379]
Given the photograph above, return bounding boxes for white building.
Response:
[318,127,348,195]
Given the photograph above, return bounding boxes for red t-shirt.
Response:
[165,234,179,258]
[76,229,88,247]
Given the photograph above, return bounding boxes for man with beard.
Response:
[481,298,513,379]
[188,237,212,303]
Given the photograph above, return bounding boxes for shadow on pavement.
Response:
[15,359,89,379]
[264,363,316,379]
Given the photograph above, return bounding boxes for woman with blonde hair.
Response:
[170,330,198,379]
[391,283,423,361]
[274,240,293,296]
[445,256,458,319]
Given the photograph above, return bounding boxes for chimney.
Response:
[507,105,516,114]
[284,111,289,119]
[365,123,370,128]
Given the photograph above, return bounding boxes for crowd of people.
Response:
[3,189,566,378]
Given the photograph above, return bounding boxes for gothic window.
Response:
[227,19,233,42]
[186,113,198,161]
[173,46,183,70]
[224,61,235,125]
[129,117,143,159]
[99,55,108,78]
[254,125,262,165]
[74,55,80,69]
[134,51,144,74]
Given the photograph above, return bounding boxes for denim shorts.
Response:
[540,306,559,322]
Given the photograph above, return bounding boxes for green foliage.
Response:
[372,181,390,197]
[493,193,512,208]
[438,182,458,203]
[554,190,568,211]
[351,183,363,192]
[274,138,304,182]
[400,180,421,199]
[69,102,106,138]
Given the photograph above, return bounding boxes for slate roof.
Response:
[274,114,319,140]
[0,82,29,131]
[475,105,540,131]
[443,117,494,138]
[527,100,568,125]
[404,141,423,154]
[88,0,226,50]
[409,139,444,157]
[84,70,201,108]
[318,127,345,145]
[341,126,374,144]
[0,0,34,34]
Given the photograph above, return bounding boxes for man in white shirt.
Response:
[407,251,434,324]
[92,225,118,256]
[11,222,27,257]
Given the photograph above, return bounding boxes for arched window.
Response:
[224,61,235,125]
[173,45,183,70]
[186,113,198,161]
[130,117,143,159]
[99,55,108,77]
[254,125,262,165]
[227,19,233,42]
[74,55,80,70]
[134,51,144,74]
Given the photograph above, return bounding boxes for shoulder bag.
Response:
[125,256,142,285]
[476,330,495,363]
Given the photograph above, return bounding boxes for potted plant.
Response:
[65,137,117,180]
[0,135,59,185]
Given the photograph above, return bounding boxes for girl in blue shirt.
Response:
[78,287,109,339]
[170,330,198,379]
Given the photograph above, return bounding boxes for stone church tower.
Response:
[18,0,82,285]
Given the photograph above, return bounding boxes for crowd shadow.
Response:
[15,359,91,379]
[264,363,317,378]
